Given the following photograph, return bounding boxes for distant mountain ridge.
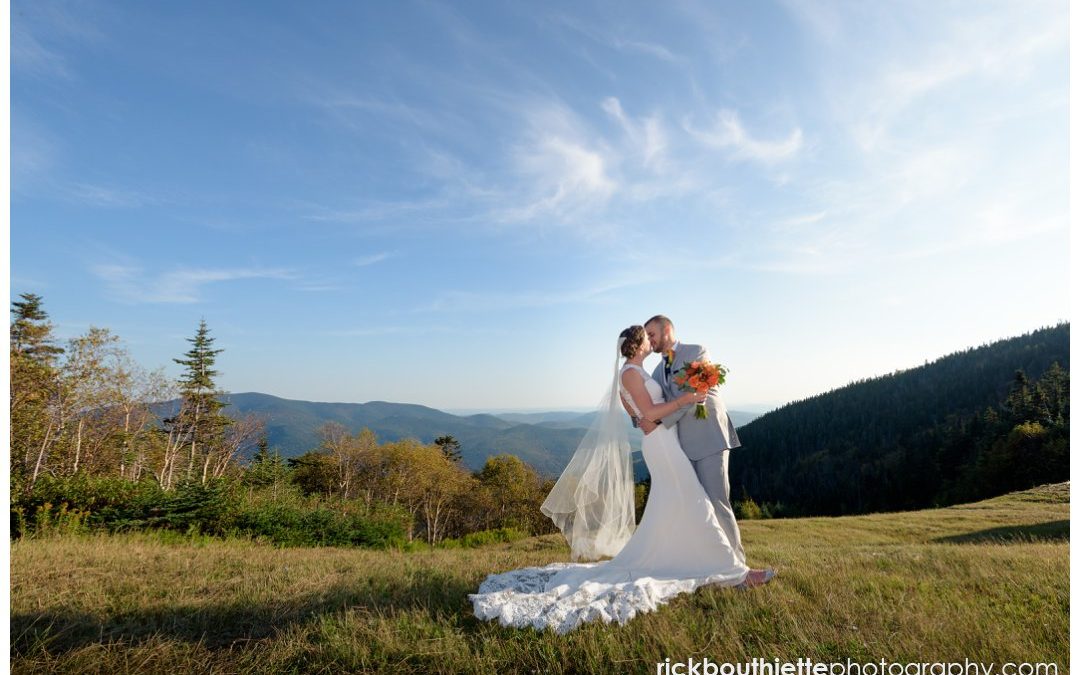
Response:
[150,393,761,479]
[149,323,1067,497]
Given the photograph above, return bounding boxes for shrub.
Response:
[735,497,763,520]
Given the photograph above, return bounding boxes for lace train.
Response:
[469,559,747,634]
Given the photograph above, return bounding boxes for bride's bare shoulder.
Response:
[620,364,647,381]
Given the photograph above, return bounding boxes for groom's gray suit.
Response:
[653,341,746,566]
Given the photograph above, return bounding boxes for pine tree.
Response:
[246,435,290,492]
[10,293,66,488]
[163,319,233,484]
[252,436,271,465]
[434,435,463,463]
[10,293,65,365]
[1004,369,1032,423]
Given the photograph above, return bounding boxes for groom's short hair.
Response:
[645,315,673,330]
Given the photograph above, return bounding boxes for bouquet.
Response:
[672,360,728,419]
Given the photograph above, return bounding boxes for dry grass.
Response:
[10,482,1069,674]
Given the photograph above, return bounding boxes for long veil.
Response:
[540,337,637,561]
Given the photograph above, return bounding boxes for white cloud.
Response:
[294,282,346,293]
[66,183,157,208]
[759,0,1067,272]
[812,2,1066,157]
[11,117,58,194]
[309,93,447,136]
[91,264,300,304]
[602,97,668,170]
[417,276,658,313]
[303,198,453,225]
[775,0,844,45]
[12,1,107,79]
[770,210,828,235]
[548,12,683,64]
[496,102,618,225]
[12,24,71,78]
[684,109,803,163]
[352,252,392,267]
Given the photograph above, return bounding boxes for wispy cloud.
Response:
[775,0,845,45]
[683,109,804,163]
[803,1,1066,156]
[307,91,449,137]
[548,12,683,64]
[12,1,106,79]
[321,326,416,337]
[754,0,1068,273]
[502,136,617,221]
[321,324,459,337]
[492,100,618,228]
[602,97,667,170]
[11,117,58,194]
[303,198,451,224]
[65,182,158,208]
[12,23,71,78]
[415,276,658,313]
[352,252,392,267]
[293,282,346,293]
[90,264,300,304]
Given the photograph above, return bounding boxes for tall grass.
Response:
[10,483,1068,674]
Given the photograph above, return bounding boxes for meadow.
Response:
[10,482,1069,674]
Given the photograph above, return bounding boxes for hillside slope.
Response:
[733,322,1069,515]
[11,483,1068,673]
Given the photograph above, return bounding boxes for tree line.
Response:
[11,293,261,491]
[9,293,565,546]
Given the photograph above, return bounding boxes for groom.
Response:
[640,315,748,568]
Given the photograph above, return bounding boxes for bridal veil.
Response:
[539,337,637,561]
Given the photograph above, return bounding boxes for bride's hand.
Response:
[680,390,708,405]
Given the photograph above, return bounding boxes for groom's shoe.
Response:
[735,568,776,590]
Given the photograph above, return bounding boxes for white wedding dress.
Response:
[468,364,750,634]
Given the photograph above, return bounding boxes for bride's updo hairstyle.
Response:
[619,325,646,359]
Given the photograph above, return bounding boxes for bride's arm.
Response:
[621,370,704,425]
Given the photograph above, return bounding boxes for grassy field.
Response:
[10,482,1069,674]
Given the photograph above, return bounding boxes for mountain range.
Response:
[152,322,1068,496]
[151,393,761,479]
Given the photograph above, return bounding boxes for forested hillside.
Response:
[731,322,1069,516]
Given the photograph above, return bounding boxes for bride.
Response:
[469,325,775,634]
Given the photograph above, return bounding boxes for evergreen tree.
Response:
[252,436,271,465]
[10,293,65,365]
[246,436,290,490]
[1004,369,1032,423]
[434,435,463,463]
[10,293,66,488]
[163,319,234,483]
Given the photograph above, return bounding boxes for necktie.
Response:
[664,350,674,377]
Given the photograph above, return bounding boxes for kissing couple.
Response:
[469,315,777,634]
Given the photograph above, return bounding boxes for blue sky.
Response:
[10,0,1069,412]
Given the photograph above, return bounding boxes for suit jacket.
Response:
[652,342,742,461]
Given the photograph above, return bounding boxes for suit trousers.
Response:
[690,449,746,567]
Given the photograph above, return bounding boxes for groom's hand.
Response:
[640,419,659,435]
